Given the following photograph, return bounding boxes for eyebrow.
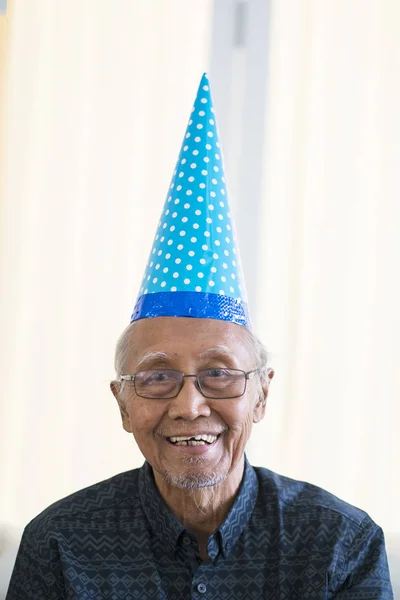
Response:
[136,351,170,369]
[198,345,236,359]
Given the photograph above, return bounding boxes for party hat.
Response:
[131,73,249,327]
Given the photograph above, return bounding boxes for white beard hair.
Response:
[161,462,227,492]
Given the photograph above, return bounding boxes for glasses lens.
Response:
[135,370,182,398]
[198,369,246,398]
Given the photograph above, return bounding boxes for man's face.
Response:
[111,317,271,489]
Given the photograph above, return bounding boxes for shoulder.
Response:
[253,464,369,527]
[24,467,142,542]
[250,466,392,595]
[251,465,384,565]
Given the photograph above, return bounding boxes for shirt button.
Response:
[197,583,207,594]
[182,536,191,547]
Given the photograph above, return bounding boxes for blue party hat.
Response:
[131,73,249,327]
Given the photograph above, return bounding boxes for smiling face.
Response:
[111,317,272,489]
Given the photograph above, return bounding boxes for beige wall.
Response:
[0,0,12,206]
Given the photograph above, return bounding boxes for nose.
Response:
[167,376,212,421]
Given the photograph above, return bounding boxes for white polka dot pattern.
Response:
[136,73,247,306]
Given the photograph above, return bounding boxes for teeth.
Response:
[175,440,208,446]
[204,434,218,443]
[169,434,218,444]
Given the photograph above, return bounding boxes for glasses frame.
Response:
[120,368,259,399]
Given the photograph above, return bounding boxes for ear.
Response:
[253,368,274,424]
[110,380,133,433]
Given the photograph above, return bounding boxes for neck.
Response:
[153,457,245,540]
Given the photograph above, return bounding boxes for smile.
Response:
[167,434,219,446]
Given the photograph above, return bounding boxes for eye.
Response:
[138,370,174,385]
[206,368,228,378]
[148,371,170,382]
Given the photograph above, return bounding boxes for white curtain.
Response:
[0,0,212,530]
[248,0,400,535]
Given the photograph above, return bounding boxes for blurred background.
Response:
[1,0,399,592]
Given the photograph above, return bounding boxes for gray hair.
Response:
[114,320,270,401]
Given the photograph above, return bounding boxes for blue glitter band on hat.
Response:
[131,292,250,327]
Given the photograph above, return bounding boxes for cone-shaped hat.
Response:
[131,73,249,327]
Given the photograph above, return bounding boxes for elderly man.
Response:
[7,75,393,599]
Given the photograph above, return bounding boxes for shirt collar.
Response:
[138,456,258,559]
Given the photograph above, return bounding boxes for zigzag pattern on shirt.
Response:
[6,460,393,599]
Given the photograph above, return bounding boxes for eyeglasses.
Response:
[120,368,259,399]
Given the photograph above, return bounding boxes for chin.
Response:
[162,469,227,490]
[159,457,229,490]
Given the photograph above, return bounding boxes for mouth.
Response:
[167,434,220,446]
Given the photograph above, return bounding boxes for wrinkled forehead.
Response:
[124,317,254,369]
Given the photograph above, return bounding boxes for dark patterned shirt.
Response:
[6,459,393,599]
